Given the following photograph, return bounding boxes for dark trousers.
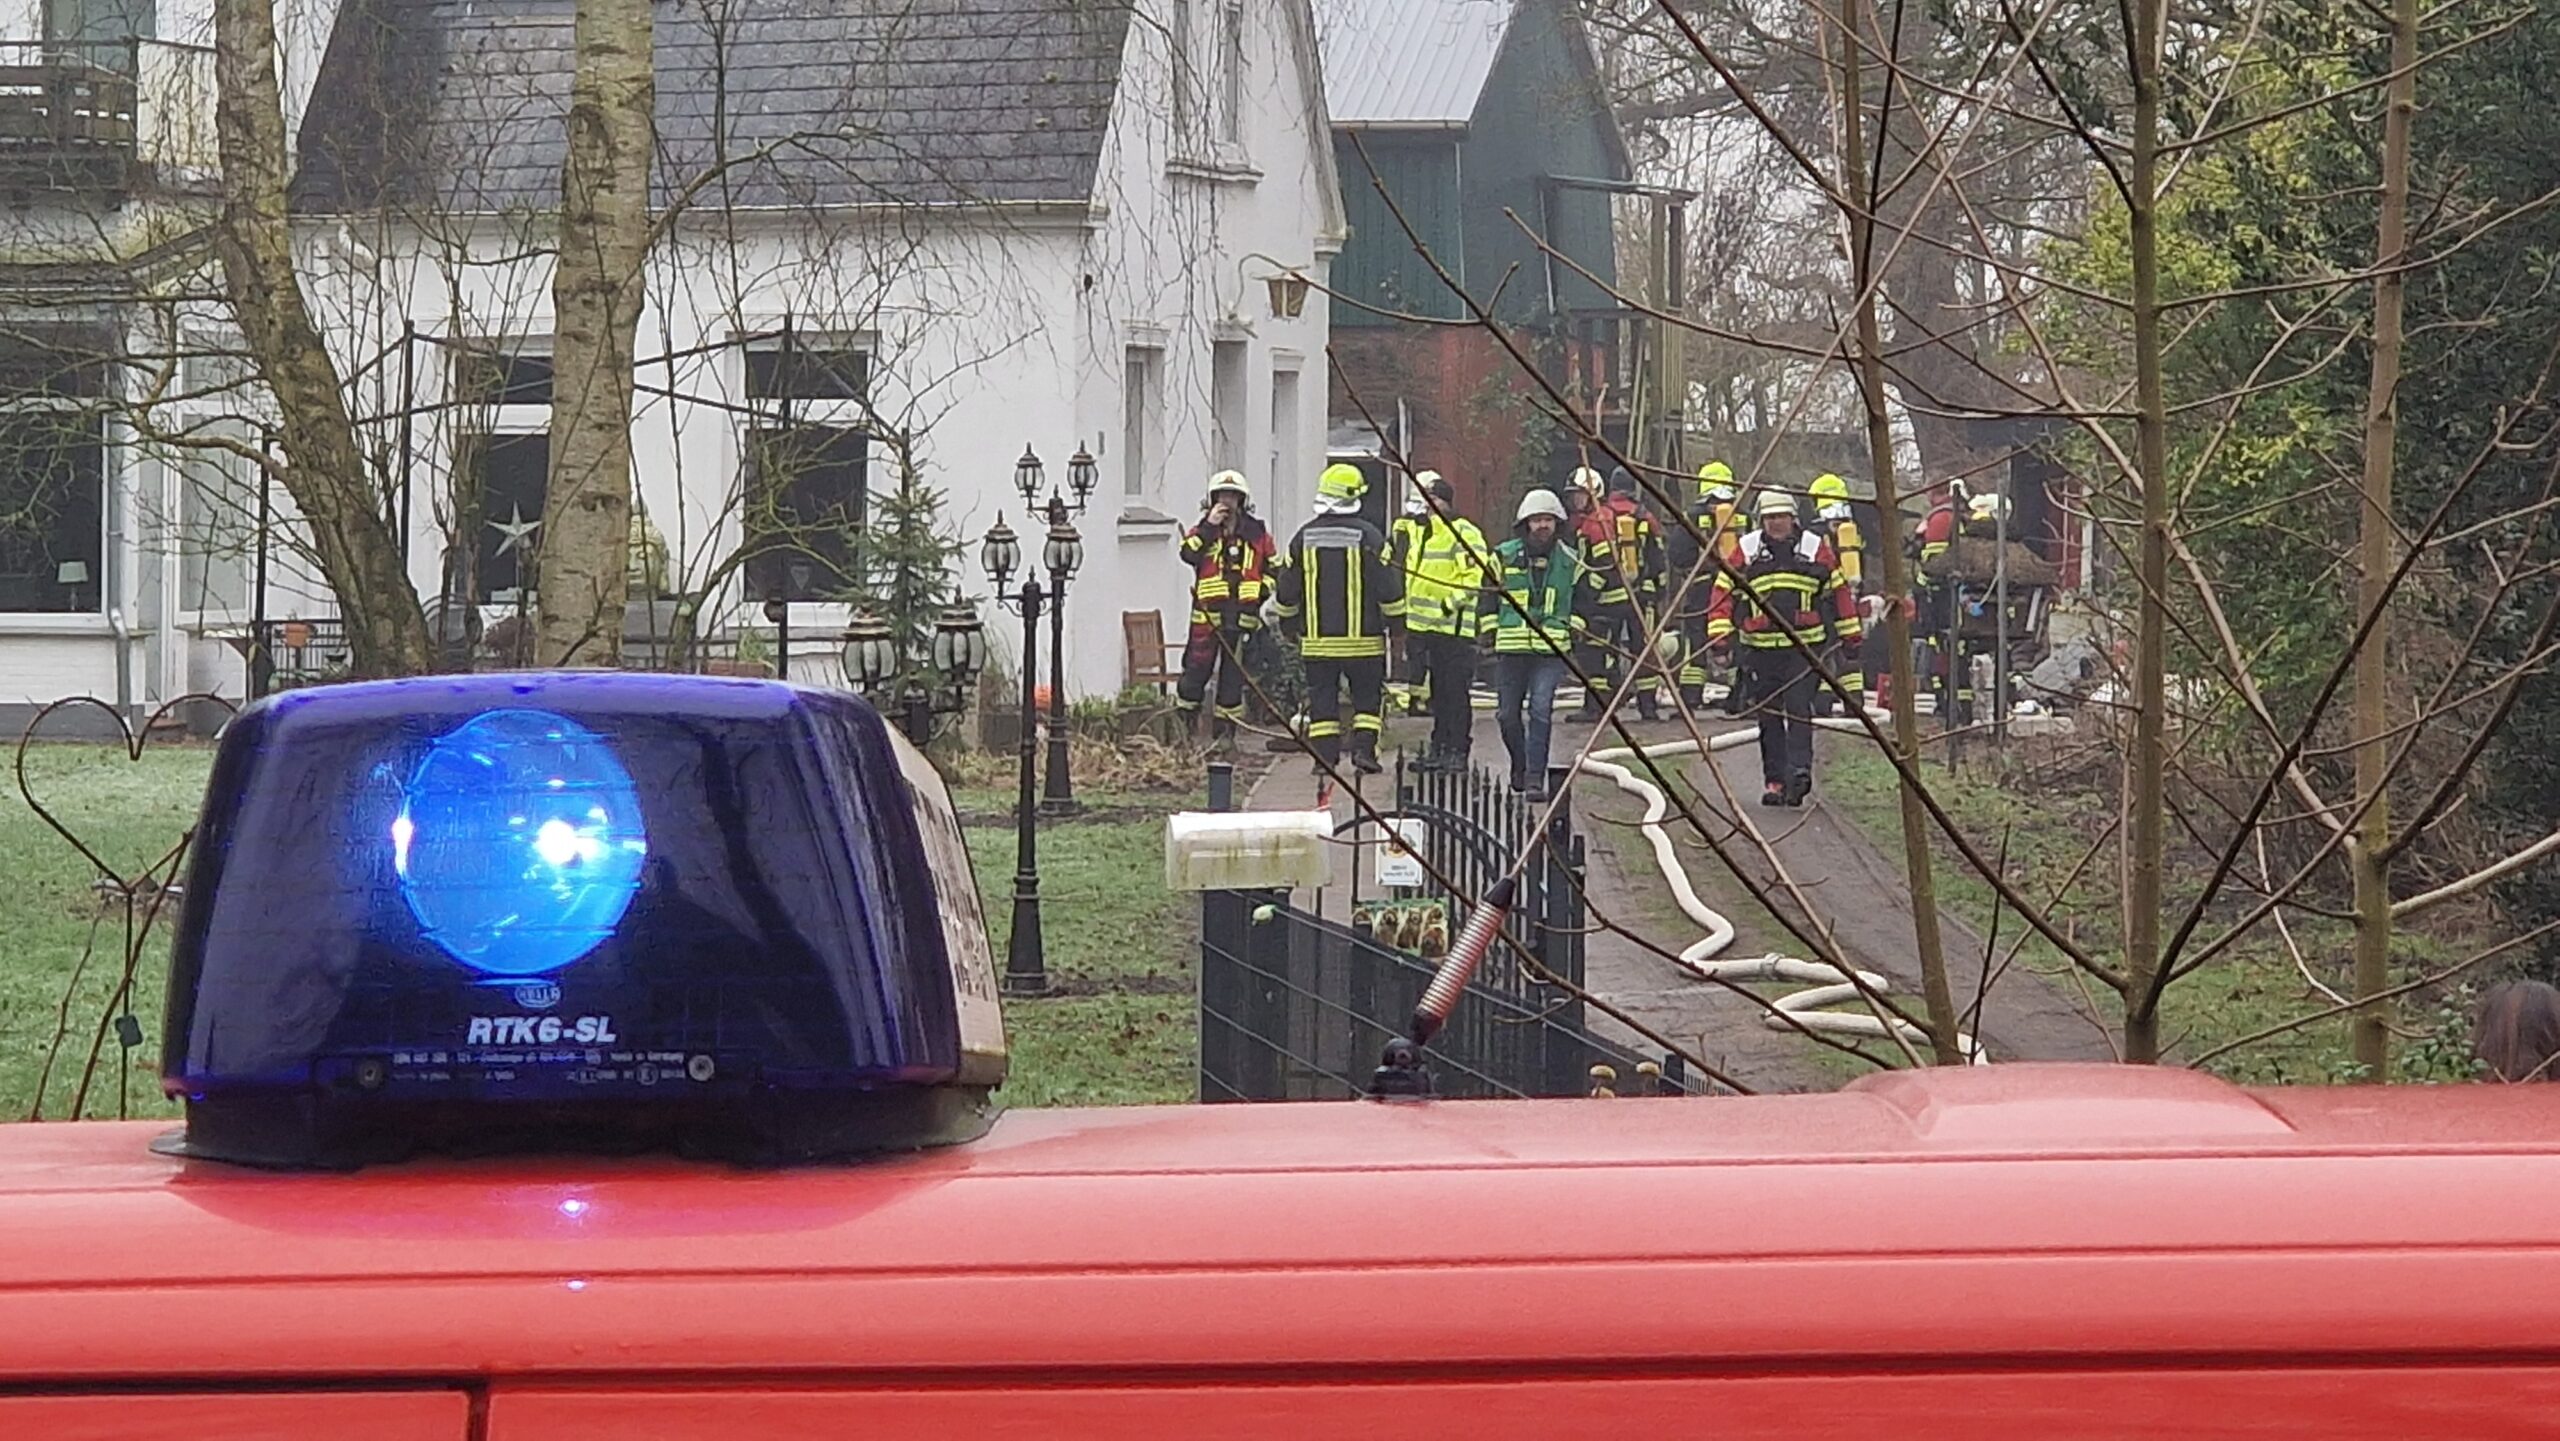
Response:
[1494,653,1567,789]
[1675,611,1711,701]
[1303,654,1385,766]
[1411,629,1475,759]
[1175,623,1248,723]
[1580,600,1654,713]
[1741,647,1817,786]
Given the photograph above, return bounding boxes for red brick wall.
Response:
[1327,325,1581,529]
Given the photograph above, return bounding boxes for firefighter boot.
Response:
[1350,727,1384,775]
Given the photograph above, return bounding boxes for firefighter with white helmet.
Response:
[1173,469,1275,748]
[1478,488,1601,797]
[1269,463,1405,774]
[1706,489,1861,806]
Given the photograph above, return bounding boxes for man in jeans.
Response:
[1479,489,1599,798]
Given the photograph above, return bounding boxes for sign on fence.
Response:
[1373,817,1428,889]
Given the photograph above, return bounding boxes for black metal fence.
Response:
[1375,754,1587,992]
[1199,758,1696,1101]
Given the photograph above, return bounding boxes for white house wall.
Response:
[276,2,1337,701]
[298,212,1106,689]
[1065,0,1341,694]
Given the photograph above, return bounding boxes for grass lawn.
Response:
[0,744,210,1122]
[955,785,1201,1108]
[0,748,1202,1120]
[1816,740,2477,1083]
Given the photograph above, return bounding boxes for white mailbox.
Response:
[1164,810,1334,892]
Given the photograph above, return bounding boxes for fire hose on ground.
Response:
[1574,721,1990,1065]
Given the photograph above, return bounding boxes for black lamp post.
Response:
[981,514,1050,997]
[1012,444,1096,816]
[763,596,791,679]
[1039,496,1085,815]
[840,604,986,746]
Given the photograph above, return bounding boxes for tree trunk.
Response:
[1839,0,1965,1064]
[209,0,429,677]
[2120,0,2171,1063]
[536,0,654,667]
[2350,0,2419,1078]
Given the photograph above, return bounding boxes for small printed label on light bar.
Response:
[465,1015,620,1045]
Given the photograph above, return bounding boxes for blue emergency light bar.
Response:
[160,672,1007,1169]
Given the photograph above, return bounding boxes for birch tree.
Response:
[536,0,655,665]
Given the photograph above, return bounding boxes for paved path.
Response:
[1240,702,2115,1091]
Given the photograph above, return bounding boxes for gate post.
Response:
[1198,763,1240,1100]
[1542,798,1591,1095]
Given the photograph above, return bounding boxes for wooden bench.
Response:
[1124,610,1183,692]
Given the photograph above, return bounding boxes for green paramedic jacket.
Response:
[1271,513,1406,659]
[1479,537,1598,656]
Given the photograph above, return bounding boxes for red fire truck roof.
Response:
[5,1065,2559,1385]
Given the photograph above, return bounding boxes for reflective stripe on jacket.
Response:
[1178,516,1276,629]
[1479,538,1594,655]
[1587,496,1669,609]
[1390,513,1491,637]
[1706,528,1862,649]
[1270,515,1405,659]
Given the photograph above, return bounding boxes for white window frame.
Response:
[0,328,113,623]
[170,419,258,632]
[1215,0,1245,149]
[1268,356,1302,519]
[1168,0,1197,156]
[1123,343,1164,500]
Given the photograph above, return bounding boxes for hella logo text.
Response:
[466,1015,619,1045]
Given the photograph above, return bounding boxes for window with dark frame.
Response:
[454,349,556,408]
[742,338,870,603]
[455,344,552,606]
[470,432,550,605]
[0,326,111,615]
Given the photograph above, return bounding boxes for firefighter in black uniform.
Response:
[1269,463,1406,774]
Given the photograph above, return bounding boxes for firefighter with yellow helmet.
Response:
[1805,473,1865,715]
[1672,460,1744,707]
[1269,463,1406,774]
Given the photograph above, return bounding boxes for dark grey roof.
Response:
[294,0,1136,214]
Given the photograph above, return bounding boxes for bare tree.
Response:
[535,0,655,666]
[210,0,427,675]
